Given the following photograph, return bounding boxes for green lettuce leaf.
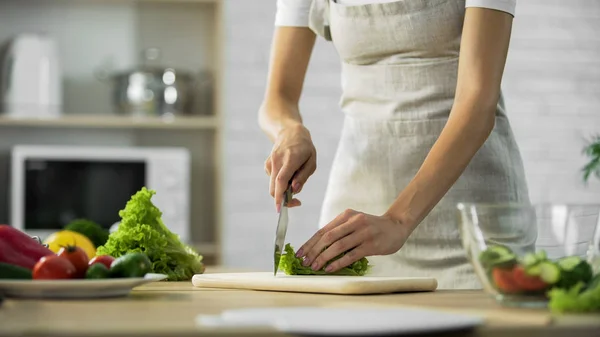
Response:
[96,187,204,281]
[278,243,370,276]
[548,275,600,313]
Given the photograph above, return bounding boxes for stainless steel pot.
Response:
[95,48,212,117]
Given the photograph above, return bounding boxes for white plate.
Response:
[0,273,168,299]
[196,307,484,335]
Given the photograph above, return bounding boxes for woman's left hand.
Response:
[295,209,412,273]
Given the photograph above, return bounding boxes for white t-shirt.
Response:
[275,0,516,27]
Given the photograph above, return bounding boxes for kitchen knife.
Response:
[273,185,293,276]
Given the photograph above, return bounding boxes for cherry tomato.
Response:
[512,266,548,292]
[89,255,115,269]
[57,246,89,278]
[32,255,77,280]
[492,267,521,294]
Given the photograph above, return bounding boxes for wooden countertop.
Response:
[0,268,599,337]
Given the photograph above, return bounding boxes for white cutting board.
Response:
[191,272,437,294]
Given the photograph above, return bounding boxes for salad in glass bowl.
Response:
[457,203,600,312]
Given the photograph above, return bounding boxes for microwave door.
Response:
[23,159,146,236]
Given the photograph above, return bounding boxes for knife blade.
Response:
[273,185,293,276]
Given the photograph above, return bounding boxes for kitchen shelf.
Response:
[0,115,219,130]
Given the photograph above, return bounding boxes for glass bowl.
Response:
[457,203,600,308]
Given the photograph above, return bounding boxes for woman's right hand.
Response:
[265,123,317,212]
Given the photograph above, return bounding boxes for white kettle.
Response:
[0,33,62,118]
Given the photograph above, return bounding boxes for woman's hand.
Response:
[295,209,412,273]
[265,123,317,212]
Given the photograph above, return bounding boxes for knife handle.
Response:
[283,186,293,205]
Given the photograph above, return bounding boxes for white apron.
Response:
[308,0,536,289]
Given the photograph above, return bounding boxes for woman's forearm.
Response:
[385,97,496,229]
[259,26,316,142]
[385,7,514,230]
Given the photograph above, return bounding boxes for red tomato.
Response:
[492,267,521,294]
[89,255,115,269]
[512,266,548,292]
[32,255,77,280]
[57,246,89,278]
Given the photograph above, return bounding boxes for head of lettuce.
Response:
[96,187,205,281]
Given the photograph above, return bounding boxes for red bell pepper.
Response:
[0,225,55,270]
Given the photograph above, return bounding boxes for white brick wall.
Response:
[222,0,600,269]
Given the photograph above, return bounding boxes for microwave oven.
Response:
[9,145,190,243]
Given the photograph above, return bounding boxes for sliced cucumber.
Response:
[479,245,517,269]
[538,261,561,285]
[522,253,539,267]
[525,264,542,276]
[535,250,547,261]
[521,250,549,268]
[557,256,583,271]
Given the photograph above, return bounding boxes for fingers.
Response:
[309,227,365,271]
[264,156,272,176]
[287,198,302,207]
[296,209,357,259]
[322,244,368,273]
[268,155,280,200]
[274,162,295,212]
[291,154,316,194]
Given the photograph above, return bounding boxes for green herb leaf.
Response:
[278,243,370,276]
[96,187,204,281]
[548,274,600,313]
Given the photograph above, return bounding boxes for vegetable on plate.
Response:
[89,255,115,269]
[0,262,33,280]
[44,230,96,260]
[32,255,77,280]
[96,187,205,281]
[0,225,55,270]
[85,263,111,279]
[57,246,90,278]
[278,243,370,276]
[109,252,152,278]
[64,218,109,248]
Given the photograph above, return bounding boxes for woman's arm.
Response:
[259,27,316,142]
[259,27,318,210]
[385,7,514,229]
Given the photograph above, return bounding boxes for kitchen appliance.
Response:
[9,145,190,242]
[0,33,62,118]
[192,272,438,295]
[95,48,212,117]
[273,186,292,275]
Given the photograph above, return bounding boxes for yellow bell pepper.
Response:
[44,230,96,259]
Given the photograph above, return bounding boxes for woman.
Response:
[259,0,533,289]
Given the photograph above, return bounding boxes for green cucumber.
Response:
[526,264,542,276]
[557,256,583,271]
[0,262,33,280]
[555,257,593,289]
[521,250,549,268]
[479,245,517,269]
[538,261,561,285]
[522,253,539,267]
[536,250,547,261]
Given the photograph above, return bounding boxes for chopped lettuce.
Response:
[278,243,370,276]
[96,187,204,281]
[548,274,600,313]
